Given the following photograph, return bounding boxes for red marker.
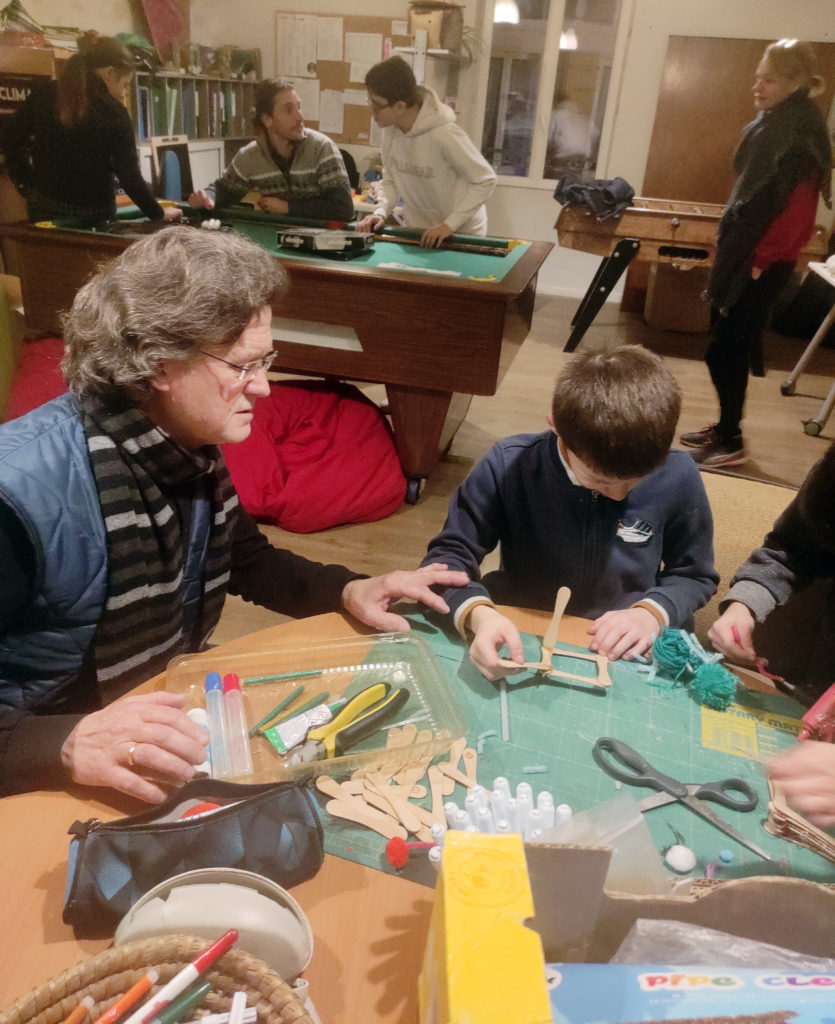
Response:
[730,625,742,645]
[121,931,238,1024]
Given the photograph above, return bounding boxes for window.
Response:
[480,0,622,182]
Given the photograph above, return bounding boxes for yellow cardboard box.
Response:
[418,831,551,1023]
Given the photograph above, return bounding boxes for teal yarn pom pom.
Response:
[651,629,693,679]
[692,662,738,711]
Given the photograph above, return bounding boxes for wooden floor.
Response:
[213,292,835,643]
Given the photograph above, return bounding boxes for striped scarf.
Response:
[78,393,238,694]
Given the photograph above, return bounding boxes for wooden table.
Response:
[0,605,564,1024]
[0,216,552,499]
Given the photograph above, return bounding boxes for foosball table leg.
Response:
[564,237,640,352]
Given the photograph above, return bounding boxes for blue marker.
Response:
[204,671,231,778]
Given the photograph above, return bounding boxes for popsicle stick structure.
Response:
[498,585,612,688]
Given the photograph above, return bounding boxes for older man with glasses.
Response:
[0,227,466,803]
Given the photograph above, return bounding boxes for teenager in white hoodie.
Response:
[356,56,496,247]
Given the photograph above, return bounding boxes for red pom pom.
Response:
[385,836,410,869]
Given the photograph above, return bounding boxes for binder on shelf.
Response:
[137,85,151,141]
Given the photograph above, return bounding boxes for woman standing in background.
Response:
[4,32,181,226]
[680,38,831,468]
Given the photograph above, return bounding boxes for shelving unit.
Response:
[125,71,261,194]
[128,70,258,142]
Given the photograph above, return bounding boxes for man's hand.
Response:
[188,190,214,210]
[61,692,209,804]
[421,222,453,248]
[770,741,835,827]
[708,601,758,664]
[587,607,658,660]
[341,563,468,632]
[468,605,525,681]
[257,196,290,214]
[162,206,183,222]
[355,213,385,233]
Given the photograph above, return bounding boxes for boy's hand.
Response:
[708,602,757,664]
[468,605,526,680]
[769,741,835,827]
[587,607,658,661]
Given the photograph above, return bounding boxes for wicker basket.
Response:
[0,935,314,1024]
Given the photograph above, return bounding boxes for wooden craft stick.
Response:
[462,747,478,785]
[544,666,611,689]
[428,765,446,825]
[498,648,612,687]
[542,586,571,662]
[439,736,467,796]
[364,778,423,835]
[325,799,407,840]
[437,761,476,788]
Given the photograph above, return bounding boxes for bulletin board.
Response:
[274,10,412,144]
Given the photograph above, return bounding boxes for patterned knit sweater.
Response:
[207,130,353,221]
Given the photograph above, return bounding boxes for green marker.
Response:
[242,668,324,685]
[248,686,306,736]
[268,690,330,728]
[149,981,211,1024]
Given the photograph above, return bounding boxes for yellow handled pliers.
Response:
[286,682,409,765]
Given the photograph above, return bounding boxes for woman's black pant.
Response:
[705,260,795,442]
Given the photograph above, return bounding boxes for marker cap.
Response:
[222,673,242,693]
[205,672,222,693]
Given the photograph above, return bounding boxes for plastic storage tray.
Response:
[163,632,467,782]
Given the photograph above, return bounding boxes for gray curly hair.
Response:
[62,226,287,399]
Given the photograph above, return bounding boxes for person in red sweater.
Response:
[680,39,831,468]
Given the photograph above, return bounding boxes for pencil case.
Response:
[62,778,324,935]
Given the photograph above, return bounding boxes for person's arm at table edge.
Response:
[109,103,165,221]
[227,507,364,618]
[721,447,835,618]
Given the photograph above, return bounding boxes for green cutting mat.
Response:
[319,613,834,887]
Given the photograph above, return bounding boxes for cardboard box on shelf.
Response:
[407,2,463,52]
[0,43,73,75]
[420,834,835,1023]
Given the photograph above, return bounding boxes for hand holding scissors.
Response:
[592,737,772,862]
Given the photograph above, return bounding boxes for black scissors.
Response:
[592,737,772,862]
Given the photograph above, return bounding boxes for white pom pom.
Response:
[664,843,697,873]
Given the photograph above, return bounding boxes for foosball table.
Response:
[556,196,829,362]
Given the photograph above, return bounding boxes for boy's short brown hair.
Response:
[551,345,681,479]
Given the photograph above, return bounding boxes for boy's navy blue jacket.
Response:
[422,431,718,628]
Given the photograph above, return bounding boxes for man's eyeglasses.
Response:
[200,349,275,382]
[367,97,391,112]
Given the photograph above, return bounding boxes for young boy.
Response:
[422,345,718,679]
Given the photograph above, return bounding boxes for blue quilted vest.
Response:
[0,394,107,708]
